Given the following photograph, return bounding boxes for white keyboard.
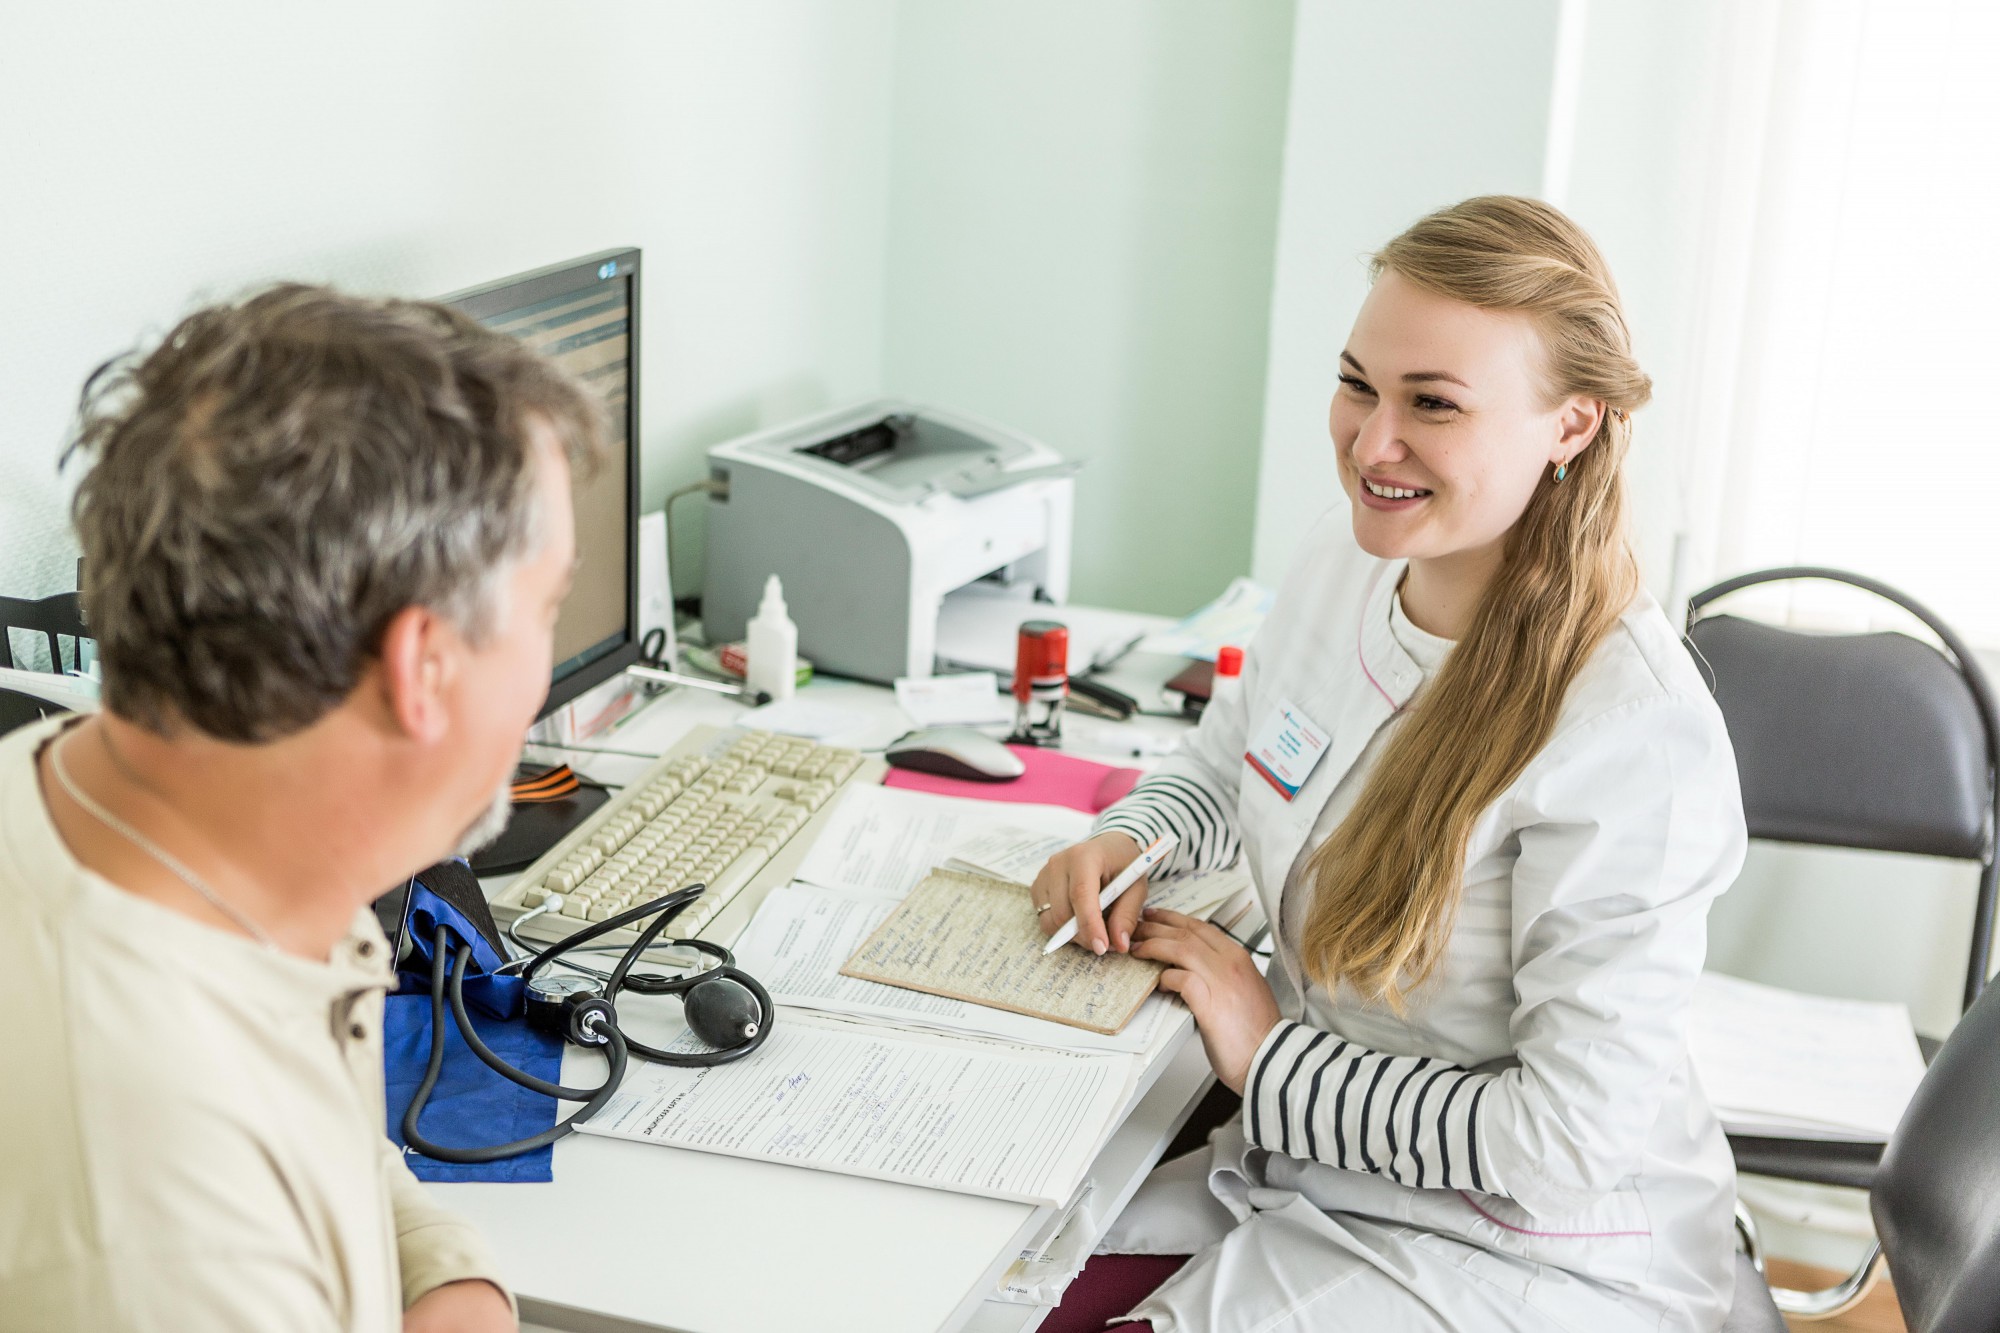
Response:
[490,725,886,948]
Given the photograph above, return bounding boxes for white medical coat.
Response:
[1095,513,1747,1332]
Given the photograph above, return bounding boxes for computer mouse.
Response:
[883,728,1026,782]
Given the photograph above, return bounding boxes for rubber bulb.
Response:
[685,976,762,1048]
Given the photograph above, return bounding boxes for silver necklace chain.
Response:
[51,733,276,949]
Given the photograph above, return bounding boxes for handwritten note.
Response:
[733,882,1169,1054]
[943,825,1254,924]
[841,870,1162,1034]
[578,1014,1130,1205]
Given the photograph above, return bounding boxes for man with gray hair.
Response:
[0,285,606,1331]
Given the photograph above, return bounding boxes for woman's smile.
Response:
[1357,471,1434,509]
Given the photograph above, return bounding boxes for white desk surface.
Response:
[434,639,1240,1333]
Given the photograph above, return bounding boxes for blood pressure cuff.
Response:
[380,863,561,1182]
[397,861,524,1021]
[382,995,562,1182]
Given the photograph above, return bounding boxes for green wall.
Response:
[880,0,1296,615]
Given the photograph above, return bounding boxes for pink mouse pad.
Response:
[882,744,1141,814]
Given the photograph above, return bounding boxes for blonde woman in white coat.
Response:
[1032,196,1747,1333]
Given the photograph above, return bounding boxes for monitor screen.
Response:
[443,250,642,717]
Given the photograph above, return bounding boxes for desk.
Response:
[433,646,1245,1333]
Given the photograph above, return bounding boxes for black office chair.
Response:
[1686,566,2000,1320]
[0,591,90,674]
[0,686,64,738]
[1727,958,2000,1333]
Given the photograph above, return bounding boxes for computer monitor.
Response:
[442,249,642,718]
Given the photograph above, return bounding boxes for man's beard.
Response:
[451,781,515,858]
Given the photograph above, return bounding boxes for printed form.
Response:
[578,1013,1132,1206]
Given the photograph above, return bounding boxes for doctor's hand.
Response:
[1132,908,1281,1095]
[1031,831,1146,954]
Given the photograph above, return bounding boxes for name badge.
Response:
[1245,699,1329,801]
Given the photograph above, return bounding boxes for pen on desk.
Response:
[627,663,772,706]
[1043,832,1179,955]
[1089,630,1148,674]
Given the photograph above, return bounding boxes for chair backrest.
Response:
[1687,616,1989,857]
[0,592,89,674]
[1685,567,2000,1011]
[1872,969,2000,1333]
[0,687,61,739]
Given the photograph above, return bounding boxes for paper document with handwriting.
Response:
[795,784,1089,899]
[842,870,1161,1034]
[945,824,1253,921]
[577,1013,1130,1205]
[734,882,1169,1054]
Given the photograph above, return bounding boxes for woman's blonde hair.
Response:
[1297,195,1651,1009]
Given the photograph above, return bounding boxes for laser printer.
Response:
[701,400,1077,684]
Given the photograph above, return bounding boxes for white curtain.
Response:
[1675,0,2000,644]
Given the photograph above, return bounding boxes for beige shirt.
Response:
[0,717,509,1332]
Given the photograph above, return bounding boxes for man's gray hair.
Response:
[66,283,607,743]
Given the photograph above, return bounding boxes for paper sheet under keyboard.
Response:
[577,1015,1129,1205]
[734,883,1168,1053]
[841,870,1162,1034]
[795,784,1090,899]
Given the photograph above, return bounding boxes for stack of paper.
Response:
[579,1013,1130,1206]
[1688,970,1928,1141]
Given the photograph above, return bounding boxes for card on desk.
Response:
[840,868,1163,1035]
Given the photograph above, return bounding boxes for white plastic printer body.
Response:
[700,400,1076,684]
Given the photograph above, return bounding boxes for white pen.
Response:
[1043,833,1179,955]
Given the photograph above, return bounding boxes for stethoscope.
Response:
[400,883,773,1164]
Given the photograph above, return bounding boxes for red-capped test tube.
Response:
[1010,619,1069,744]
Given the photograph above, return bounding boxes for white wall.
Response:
[1249,0,1561,583]
[879,0,1296,615]
[0,0,897,607]
[1554,0,1738,602]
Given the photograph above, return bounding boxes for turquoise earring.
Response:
[1554,460,1568,483]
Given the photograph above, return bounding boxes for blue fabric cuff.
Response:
[382,992,564,1183]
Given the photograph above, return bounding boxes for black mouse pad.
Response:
[467,784,611,876]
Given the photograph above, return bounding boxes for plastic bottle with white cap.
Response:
[745,575,798,703]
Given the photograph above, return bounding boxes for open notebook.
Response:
[841,869,1164,1035]
[839,852,1250,1035]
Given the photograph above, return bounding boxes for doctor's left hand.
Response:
[1132,908,1281,1095]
